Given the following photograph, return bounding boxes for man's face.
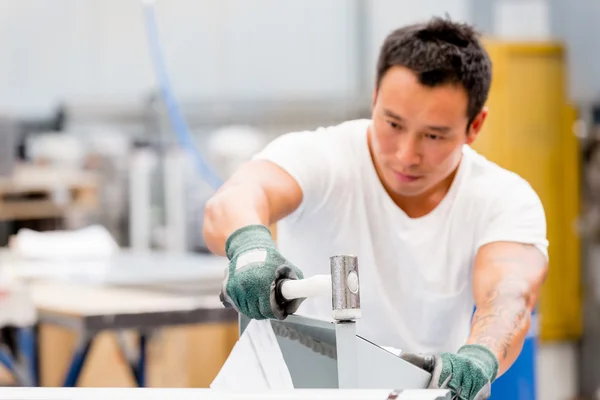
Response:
[370,66,486,199]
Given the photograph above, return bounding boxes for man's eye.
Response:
[425,133,440,140]
[387,121,401,130]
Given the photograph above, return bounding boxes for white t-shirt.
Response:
[252,119,548,354]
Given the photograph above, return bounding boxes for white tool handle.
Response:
[280,274,332,300]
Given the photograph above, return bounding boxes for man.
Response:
[203,16,548,400]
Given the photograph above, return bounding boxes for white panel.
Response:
[0,0,359,114]
[0,0,157,114]
[548,0,600,103]
[493,0,551,40]
[218,0,358,99]
[158,0,359,99]
[537,342,578,400]
[0,0,76,114]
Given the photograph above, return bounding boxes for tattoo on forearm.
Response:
[470,252,535,361]
[471,291,529,360]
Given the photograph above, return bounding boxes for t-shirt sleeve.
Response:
[476,180,549,260]
[251,127,338,221]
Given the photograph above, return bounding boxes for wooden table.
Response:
[28,280,236,387]
[0,250,238,387]
[0,164,98,221]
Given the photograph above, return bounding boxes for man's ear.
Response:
[466,107,488,145]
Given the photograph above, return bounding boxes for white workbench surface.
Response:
[0,249,228,287]
[0,279,36,327]
[0,388,452,399]
[29,280,224,317]
[0,249,232,325]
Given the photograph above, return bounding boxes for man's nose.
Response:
[396,134,422,167]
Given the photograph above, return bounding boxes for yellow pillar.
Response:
[473,40,582,341]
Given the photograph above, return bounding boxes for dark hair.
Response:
[376,16,492,125]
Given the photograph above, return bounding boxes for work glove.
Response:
[219,224,305,320]
[400,344,499,400]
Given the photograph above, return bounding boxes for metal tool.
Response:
[278,255,361,321]
[239,254,433,390]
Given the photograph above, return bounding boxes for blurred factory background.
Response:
[0,0,597,399]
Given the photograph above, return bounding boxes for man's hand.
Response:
[219,224,305,320]
[402,241,546,399]
[401,344,499,400]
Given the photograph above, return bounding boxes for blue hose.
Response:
[141,0,224,190]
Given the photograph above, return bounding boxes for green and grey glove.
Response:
[219,224,305,320]
[400,344,499,400]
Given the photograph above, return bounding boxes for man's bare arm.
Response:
[202,160,303,256]
[467,241,548,377]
